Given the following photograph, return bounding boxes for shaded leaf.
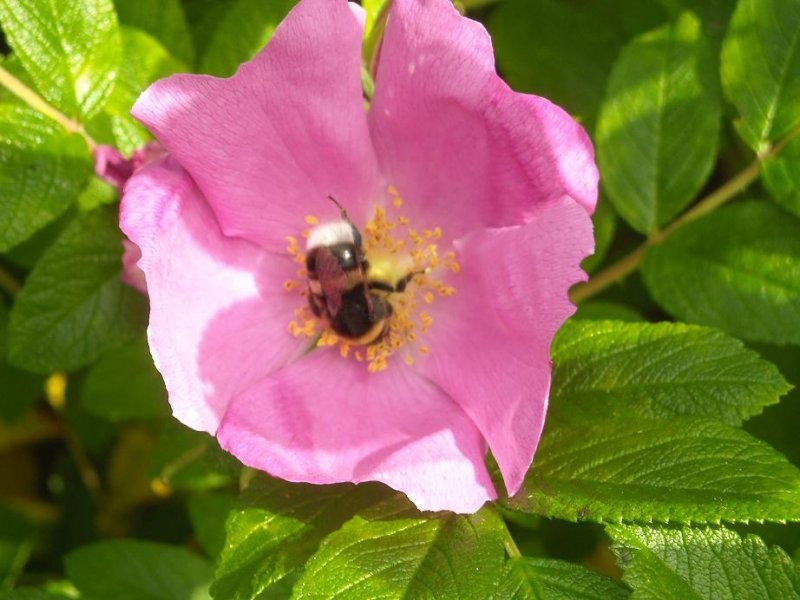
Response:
[504,417,800,524]
[8,207,147,373]
[293,498,506,600]
[721,0,800,153]
[187,493,236,559]
[0,0,120,117]
[198,0,295,77]
[596,12,721,233]
[65,540,212,600]
[610,524,800,599]
[80,335,168,421]
[0,104,90,252]
[113,0,194,66]
[642,201,800,345]
[550,320,790,426]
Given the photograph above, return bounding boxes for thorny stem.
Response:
[570,126,800,304]
[0,64,96,151]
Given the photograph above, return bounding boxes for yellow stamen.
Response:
[283,188,460,372]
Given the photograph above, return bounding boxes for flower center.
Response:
[283,186,459,372]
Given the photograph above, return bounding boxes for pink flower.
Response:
[120,0,597,512]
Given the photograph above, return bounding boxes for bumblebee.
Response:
[305,198,414,345]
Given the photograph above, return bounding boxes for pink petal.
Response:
[418,198,594,496]
[120,239,146,294]
[369,0,597,240]
[217,351,496,513]
[120,158,306,434]
[131,0,381,251]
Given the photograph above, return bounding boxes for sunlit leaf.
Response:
[597,12,721,233]
[611,525,800,599]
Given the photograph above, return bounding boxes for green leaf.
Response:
[762,135,800,217]
[610,525,800,599]
[0,507,33,589]
[8,207,147,373]
[113,0,194,66]
[494,557,629,600]
[149,422,238,492]
[550,320,790,426]
[489,0,668,128]
[641,201,800,345]
[198,0,295,77]
[211,476,393,600]
[65,540,212,600]
[504,417,800,524]
[187,493,236,559]
[721,0,800,153]
[582,196,617,273]
[596,12,721,233]
[292,499,507,600]
[0,104,91,252]
[0,0,121,118]
[80,336,168,421]
[572,302,643,322]
[0,304,39,422]
[0,589,74,600]
[103,26,186,155]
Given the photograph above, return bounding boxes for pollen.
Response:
[282,185,461,373]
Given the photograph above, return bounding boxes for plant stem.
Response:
[570,128,800,304]
[488,503,522,558]
[0,64,96,151]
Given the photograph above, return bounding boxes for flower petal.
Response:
[131,0,381,250]
[418,197,594,496]
[217,352,496,512]
[120,158,306,434]
[369,0,597,239]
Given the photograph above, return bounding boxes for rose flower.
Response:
[120,0,597,512]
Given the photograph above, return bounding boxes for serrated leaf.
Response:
[721,0,800,153]
[211,476,393,600]
[198,0,295,77]
[65,540,212,600]
[762,135,800,217]
[113,0,194,66]
[8,207,147,373]
[642,201,800,345]
[610,525,800,599]
[0,0,120,118]
[80,336,168,421]
[292,498,507,600]
[597,12,721,233]
[0,104,91,251]
[494,557,629,600]
[504,417,800,524]
[550,320,790,426]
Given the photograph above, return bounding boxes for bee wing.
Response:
[314,248,347,316]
